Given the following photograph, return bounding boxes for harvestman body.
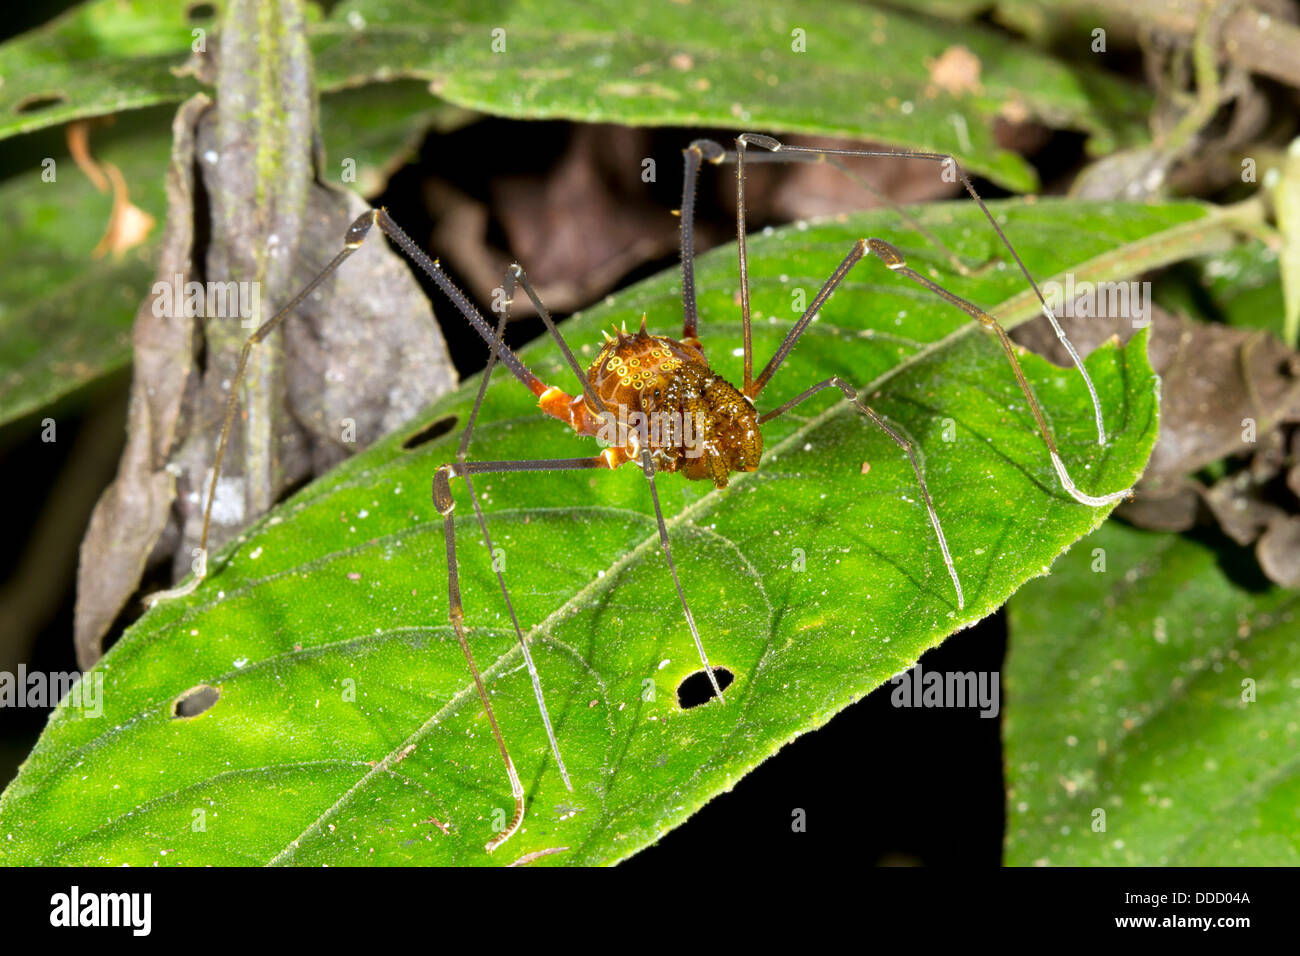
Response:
[152,133,1130,853]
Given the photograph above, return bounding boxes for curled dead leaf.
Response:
[67,121,156,259]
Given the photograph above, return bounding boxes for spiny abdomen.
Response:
[586,325,707,417]
[583,322,762,485]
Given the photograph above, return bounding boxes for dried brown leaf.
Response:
[75,3,454,665]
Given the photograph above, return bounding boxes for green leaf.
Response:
[1004,521,1300,865]
[311,0,1151,191]
[2,198,1212,866]
[318,79,479,197]
[0,0,1152,189]
[1153,239,1287,336]
[0,108,169,428]
[0,0,211,140]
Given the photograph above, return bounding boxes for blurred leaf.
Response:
[1153,240,1286,336]
[0,109,169,429]
[1274,140,1300,348]
[0,0,212,139]
[887,0,994,19]
[1004,521,1300,865]
[2,198,1238,865]
[311,0,1150,192]
[319,79,479,197]
[0,0,1153,189]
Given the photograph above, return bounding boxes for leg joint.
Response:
[866,237,906,269]
[433,463,457,515]
[687,139,726,163]
[344,209,377,248]
[737,132,781,151]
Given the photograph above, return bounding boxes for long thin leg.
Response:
[145,236,370,604]
[147,210,558,604]
[751,237,868,398]
[759,377,963,609]
[688,137,985,276]
[431,442,729,852]
[863,239,1129,507]
[679,140,724,348]
[637,446,726,700]
[510,264,609,415]
[681,135,980,373]
[442,447,726,708]
[508,262,725,701]
[726,133,1109,446]
[746,235,1129,507]
[455,266,573,796]
[433,454,614,852]
[413,249,627,851]
[687,133,981,393]
[735,136,756,392]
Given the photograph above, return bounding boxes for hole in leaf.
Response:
[186,1,217,20]
[15,93,66,115]
[172,684,220,718]
[676,667,734,708]
[402,414,458,450]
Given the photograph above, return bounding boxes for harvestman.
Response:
[152,133,1130,852]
